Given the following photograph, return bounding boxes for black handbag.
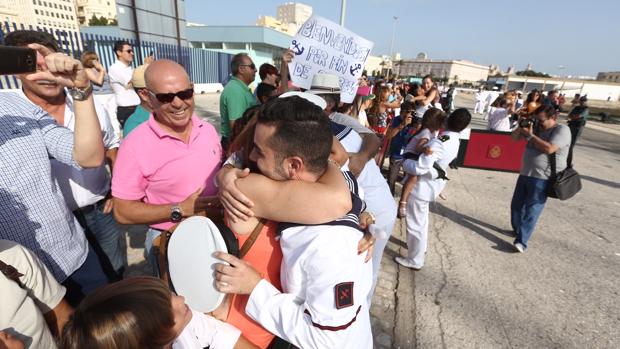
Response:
[546,152,582,200]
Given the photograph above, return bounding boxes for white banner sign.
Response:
[288,15,374,103]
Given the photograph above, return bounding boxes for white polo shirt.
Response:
[108,60,140,107]
[18,90,121,210]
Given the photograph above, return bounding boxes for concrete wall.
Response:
[506,76,620,101]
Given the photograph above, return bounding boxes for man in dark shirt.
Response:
[386,101,419,194]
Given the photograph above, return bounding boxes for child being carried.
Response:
[397,108,446,218]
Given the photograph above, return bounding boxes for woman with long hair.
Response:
[410,75,439,117]
[368,85,402,135]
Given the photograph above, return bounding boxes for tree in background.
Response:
[88,15,117,26]
[516,70,551,78]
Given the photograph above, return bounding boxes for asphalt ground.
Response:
[403,95,619,349]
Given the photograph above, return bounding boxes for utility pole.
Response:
[340,0,347,26]
[389,16,398,78]
[389,16,398,57]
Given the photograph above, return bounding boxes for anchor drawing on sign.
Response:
[291,40,305,56]
[350,64,362,76]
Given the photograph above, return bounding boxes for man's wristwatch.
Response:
[170,204,183,222]
[69,83,93,101]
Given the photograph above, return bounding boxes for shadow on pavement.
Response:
[580,174,620,189]
[431,202,515,253]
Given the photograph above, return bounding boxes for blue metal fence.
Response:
[1,23,232,89]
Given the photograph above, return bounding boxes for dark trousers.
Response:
[117,105,137,128]
[567,124,583,167]
[61,245,109,306]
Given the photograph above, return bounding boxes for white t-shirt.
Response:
[487,107,511,132]
[0,240,66,349]
[172,309,241,349]
[358,109,369,128]
[404,128,434,154]
[108,60,140,107]
[415,103,430,118]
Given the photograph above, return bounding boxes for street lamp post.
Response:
[389,16,398,78]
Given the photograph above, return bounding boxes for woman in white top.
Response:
[487,97,516,132]
[61,277,257,349]
[410,75,439,117]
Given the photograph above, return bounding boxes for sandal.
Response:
[397,201,407,218]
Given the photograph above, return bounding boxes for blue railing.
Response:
[1,22,232,89]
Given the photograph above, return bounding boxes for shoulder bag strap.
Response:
[547,126,558,178]
[0,259,24,288]
[239,218,266,259]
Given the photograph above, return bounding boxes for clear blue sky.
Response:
[185,0,619,77]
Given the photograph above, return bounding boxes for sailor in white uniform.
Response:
[395,109,472,270]
[285,87,396,301]
[474,88,485,114]
[214,96,373,349]
[245,185,373,349]
[330,122,397,299]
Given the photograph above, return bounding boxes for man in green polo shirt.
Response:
[219,53,257,150]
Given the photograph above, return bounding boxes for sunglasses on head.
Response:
[148,88,194,104]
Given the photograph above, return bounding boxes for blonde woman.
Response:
[81,51,121,137]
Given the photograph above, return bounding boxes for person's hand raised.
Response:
[26,44,90,89]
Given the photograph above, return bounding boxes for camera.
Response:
[519,118,534,128]
[0,46,37,75]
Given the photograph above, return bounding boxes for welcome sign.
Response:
[289,15,374,103]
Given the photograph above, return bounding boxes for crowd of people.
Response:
[1,28,577,349]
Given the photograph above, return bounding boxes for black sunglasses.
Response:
[124,49,134,54]
[148,88,194,104]
[240,63,256,70]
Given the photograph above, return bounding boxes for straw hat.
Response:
[306,73,341,95]
[131,64,149,89]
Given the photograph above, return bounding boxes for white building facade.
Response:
[0,0,79,32]
[395,58,489,84]
[76,0,117,26]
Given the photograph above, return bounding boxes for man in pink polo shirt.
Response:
[111,59,222,274]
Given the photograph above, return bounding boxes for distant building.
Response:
[394,57,489,84]
[276,2,312,33]
[256,15,295,35]
[76,0,117,26]
[0,0,79,33]
[364,55,383,76]
[597,71,620,83]
[255,2,312,36]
